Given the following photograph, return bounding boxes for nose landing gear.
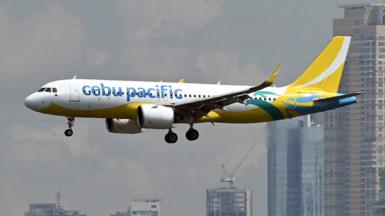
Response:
[64,117,75,137]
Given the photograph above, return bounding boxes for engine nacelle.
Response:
[105,118,142,134]
[137,104,174,129]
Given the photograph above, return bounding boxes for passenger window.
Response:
[45,88,51,92]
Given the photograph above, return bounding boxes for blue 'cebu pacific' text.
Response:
[82,83,183,101]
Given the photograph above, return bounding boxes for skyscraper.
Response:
[268,116,324,216]
[206,186,252,216]
[325,4,385,216]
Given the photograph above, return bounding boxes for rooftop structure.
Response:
[110,199,161,216]
[24,193,86,216]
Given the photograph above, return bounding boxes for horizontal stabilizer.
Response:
[314,92,362,103]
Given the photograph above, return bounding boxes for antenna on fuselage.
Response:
[217,81,221,85]
[72,75,77,79]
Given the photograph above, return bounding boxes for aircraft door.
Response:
[69,80,80,102]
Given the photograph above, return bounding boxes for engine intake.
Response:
[137,104,174,129]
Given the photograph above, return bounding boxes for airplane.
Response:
[25,36,360,143]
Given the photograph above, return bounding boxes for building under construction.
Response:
[206,142,255,216]
[206,186,252,216]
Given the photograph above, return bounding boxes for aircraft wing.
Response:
[172,64,282,117]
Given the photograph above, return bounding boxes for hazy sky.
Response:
[0,0,369,216]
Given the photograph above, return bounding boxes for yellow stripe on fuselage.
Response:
[40,103,142,119]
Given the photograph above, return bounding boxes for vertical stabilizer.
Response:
[288,36,351,93]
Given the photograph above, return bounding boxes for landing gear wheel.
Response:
[165,131,178,144]
[64,117,75,137]
[64,129,73,137]
[186,128,199,141]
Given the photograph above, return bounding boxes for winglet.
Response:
[247,64,282,92]
[266,64,282,85]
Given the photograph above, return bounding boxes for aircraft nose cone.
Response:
[25,94,35,110]
[25,93,43,111]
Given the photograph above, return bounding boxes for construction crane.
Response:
[220,142,258,187]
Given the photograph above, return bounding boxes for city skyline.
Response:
[0,1,370,216]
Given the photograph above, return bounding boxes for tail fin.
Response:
[288,36,351,93]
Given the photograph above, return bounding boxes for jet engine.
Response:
[137,104,174,129]
[105,118,142,134]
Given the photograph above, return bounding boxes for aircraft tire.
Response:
[186,128,199,141]
[64,129,73,137]
[165,132,178,144]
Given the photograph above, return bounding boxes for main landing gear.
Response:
[164,126,200,144]
[186,127,199,141]
[64,117,75,137]
[165,129,178,144]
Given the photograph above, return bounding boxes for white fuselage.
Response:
[25,79,286,118]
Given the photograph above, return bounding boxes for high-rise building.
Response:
[268,116,324,216]
[24,193,86,216]
[373,168,385,216]
[110,199,161,216]
[324,4,385,216]
[206,186,252,216]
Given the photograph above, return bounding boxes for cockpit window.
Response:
[45,88,52,92]
[53,88,57,93]
[38,88,46,92]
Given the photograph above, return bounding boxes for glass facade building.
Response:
[325,4,385,216]
[268,116,324,216]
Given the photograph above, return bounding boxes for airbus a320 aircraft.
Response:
[25,36,360,143]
